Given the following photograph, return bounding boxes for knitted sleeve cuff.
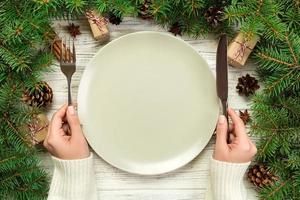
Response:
[209,157,250,200]
[48,153,97,200]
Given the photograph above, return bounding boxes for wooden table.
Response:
[41,17,258,200]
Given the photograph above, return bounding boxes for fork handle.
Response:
[67,77,72,106]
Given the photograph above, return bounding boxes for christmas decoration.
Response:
[23,81,53,107]
[169,22,182,36]
[228,33,259,68]
[52,38,73,61]
[236,74,260,96]
[27,114,49,145]
[239,109,250,125]
[204,6,223,27]
[108,12,122,25]
[67,23,81,38]
[139,0,153,20]
[85,10,110,43]
[227,0,300,198]
[248,164,278,188]
[0,0,299,198]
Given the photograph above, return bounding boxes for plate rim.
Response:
[78,31,219,175]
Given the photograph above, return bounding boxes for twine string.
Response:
[85,10,108,32]
[233,40,253,61]
[28,118,48,144]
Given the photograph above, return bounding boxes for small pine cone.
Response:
[236,74,260,96]
[169,22,182,36]
[139,0,153,20]
[23,81,53,108]
[204,6,223,28]
[108,12,122,25]
[248,164,278,189]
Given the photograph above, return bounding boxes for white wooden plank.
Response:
[41,17,259,199]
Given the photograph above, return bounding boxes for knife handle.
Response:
[221,100,230,143]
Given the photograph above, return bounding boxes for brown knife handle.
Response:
[221,101,230,143]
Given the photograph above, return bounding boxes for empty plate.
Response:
[78,31,219,175]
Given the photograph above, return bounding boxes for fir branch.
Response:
[256,52,295,67]
[0,46,31,72]
[284,33,299,65]
[0,167,36,186]
[3,117,28,145]
[252,124,299,132]
[0,0,298,199]
[261,176,292,199]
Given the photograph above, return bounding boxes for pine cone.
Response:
[23,81,53,107]
[239,109,250,125]
[139,0,153,20]
[108,12,122,25]
[67,23,81,38]
[236,74,260,96]
[204,6,223,27]
[169,22,182,36]
[248,164,278,188]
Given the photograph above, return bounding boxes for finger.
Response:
[228,108,246,138]
[72,102,78,110]
[228,123,234,133]
[51,104,68,133]
[62,123,70,135]
[43,127,54,152]
[44,123,51,144]
[249,139,257,155]
[63,135,71,141]
[66,106,83,138]
[228,142,238,150]
[215,115,229,151]
[229,133,235,143]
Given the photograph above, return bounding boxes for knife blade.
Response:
[216,34,229,143]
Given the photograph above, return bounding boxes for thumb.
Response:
[66,106,82,137]
[215,115,229,151]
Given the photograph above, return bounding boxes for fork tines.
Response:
[60,37,76,64]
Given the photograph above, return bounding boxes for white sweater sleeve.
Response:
[206,157,250,200]
[47,153,97,200]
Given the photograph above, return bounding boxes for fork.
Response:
[60,38,76,106]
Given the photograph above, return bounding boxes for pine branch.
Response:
[256,52,295,68]
[0,0,298,199]
[0,46,31,72]
[284,33,299,65]
[261,177,292,199]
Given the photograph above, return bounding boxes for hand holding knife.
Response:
[216,34,230,143]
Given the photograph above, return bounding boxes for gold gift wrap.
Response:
[86,10,110,43]
[228,33,259,68]
[27,114,49,145]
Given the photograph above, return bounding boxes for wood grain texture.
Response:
[41,17,259,199]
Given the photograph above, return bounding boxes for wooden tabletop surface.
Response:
[41,17,258,200]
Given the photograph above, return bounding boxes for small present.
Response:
[228,33,259,68]
[27,114,49,145]
[85,10,110,43]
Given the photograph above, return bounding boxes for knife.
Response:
[216,34,229,143]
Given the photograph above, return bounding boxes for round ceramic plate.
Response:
[78,31,219,175]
